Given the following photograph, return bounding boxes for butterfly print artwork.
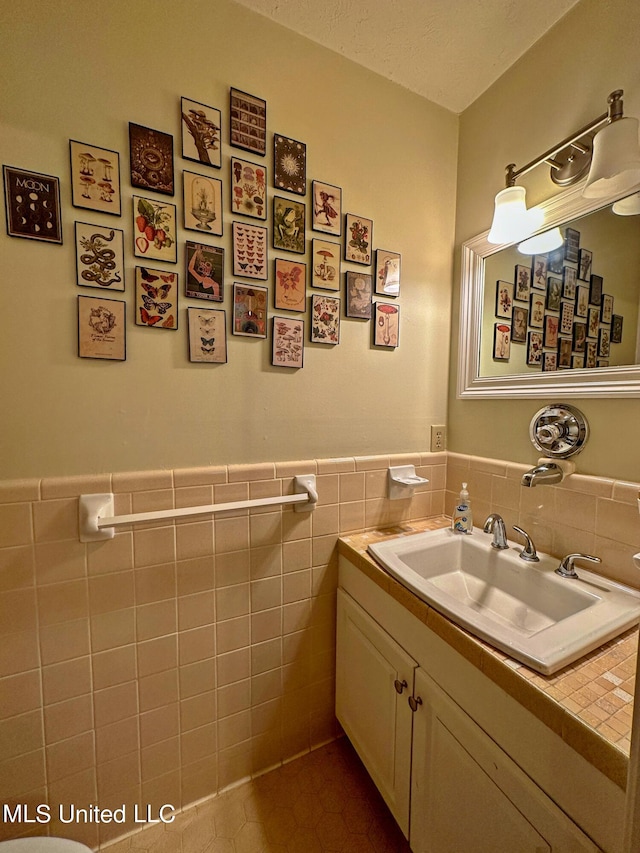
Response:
[135,267,178,330]
[187,307,227,362]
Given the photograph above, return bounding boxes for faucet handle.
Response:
[556,553,601,579]
[512,526,539,562]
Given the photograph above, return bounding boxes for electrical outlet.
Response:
[430,424,447,452]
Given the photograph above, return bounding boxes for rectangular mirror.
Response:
[458,184,640,398]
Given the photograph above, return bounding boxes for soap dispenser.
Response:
[452,483,473,534]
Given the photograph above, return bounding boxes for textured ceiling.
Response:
[233,0,581,114]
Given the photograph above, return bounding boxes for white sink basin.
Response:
[368,527,640,674]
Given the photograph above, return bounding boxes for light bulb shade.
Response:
[612,191,640,215]
[583,117,640,198]
[517,227,564,255]
[487,186,544,244]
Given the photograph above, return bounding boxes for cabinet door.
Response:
[336,589,416,836]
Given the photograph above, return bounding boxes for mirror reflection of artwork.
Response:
[512,306,528,343]
[578,248,592,282]
[495,281,513,319]
[532,255,547,289]
[493,324,511,361]
[3,165,62,243]
[77,294,126,360]
[181,97,221,169]
[611,314,623,343]
[69,140,121,215]
[274,135,306,196]
[129,123,174,195]
[527,331,542,365]
[514,264,530,302]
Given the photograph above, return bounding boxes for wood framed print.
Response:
[181,97,222,169]
[495,281,513,319]
[374,302,399,348]
[187,307,227,363]
[574,284,589,319]
[69,141,121,215]
[77,294,126,360]
[186,241,224,302]
[531,255,547,289]
[230,157,266,219]
[573,322,587,353]
[232,222,268,279]
[135,266,177,329]
[133,195,177,263]
[585,341,598,368]
[611,314,623,344]
[273,197,305,254]
[274,258,306,312]
[542,352,558,372]
[526,331,542,366]
[545,276,562,312]
[311,294,340,344]
[311,238,340,290]
[587,306,600,339]
[598,327,611,358]
[514,264,530,302]
[560,300,575,335]
[3,165,62,243]
[183,171,223,235]
[233,282,268,337]
[129,123,174,195]
[230,87,266,156]
[493,323,511,361]
[578,248,592,282]
[600,293,613,324]
[564,227,580,263]
[75,222,124,290]
[558,338,572,369]
[589,273,603,306]
[345,213,373,265]
[528,292,545,329]
[543,315,559,349]
[375,249,401,297]
[311,180,341,235]
[346,271,373,319]
[273,135,306,195]
[562,266,577,299]
[272,316,304,368]
[512,306,528,343]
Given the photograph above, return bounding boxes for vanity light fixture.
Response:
[488,89,640,246]
[612,190,640,216]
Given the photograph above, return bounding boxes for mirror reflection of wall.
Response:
[480,204,640,378]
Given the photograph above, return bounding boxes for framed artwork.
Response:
[560,300,575,335]
[545,276,562,312]
[186,241,224,302]
[274,258,306,312]
[573,322,587,353]
[135,266,177,329]
[511,306,528,343]
[578,248,592,282]
[547,246,564,275]
[514,264,530,302]
[529,292,545,329]
[133,195,177,263]
[558,338,572,368]
[183,171,223,235]
[564,227,580,263]
[187,307,227,363]
[75,222,125,290]
[312,180,342,235]
[531,255,547,289]
[346,271,373,319]
[273,197,305,254]
[129,123,174,195]
[230,157,266,219]
[493,323,511,361]
[232,222,268,279]
[600,293,613,324]
[69,141,121,215]
[574,285,589,319]
[311,238,340,289]
[586,341,598,368]
[3,165,62,243]
[77,295,126,361]
[542,352,558,372]
[233,282,268,337]
[272,316,304,368]
[589,273,603,306]
[374,302,400,348]
[598,359,610,368]
[181,97,222,169]
[273,135,306,195]
[611,314,623,344]
[587,307,600,339]
[562,266,577,299]
[526,331,542,366]
[572,355,585,370]
[311,294,340,344]
[345,213,373,265]
[375,249,401,297]
[495,281,513,319]
[543,315,559,349]
[230,87,266,156]
[598,327,611,358]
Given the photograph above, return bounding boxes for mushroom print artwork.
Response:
[311,294,340,344]
[374,302,399,347]
[69,140,121,216]
[311,239,340,290]
[181,97,222,169]
[272,316,304,368]
[230,157,266,219]
[273,135,306,195]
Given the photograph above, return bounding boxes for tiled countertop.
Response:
[338,516,637,790]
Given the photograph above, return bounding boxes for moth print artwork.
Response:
[273,135,306,195]
[274,259,306,312]
[185,241,224,302]
[129,123,174,195]
[311,294,340,344]
[233,283,268,338]
[312,181,341,236]
[230,157,267,219]
[273,197,305,254]
[77,295,126,360]
[135,266,178,330]
[272,316,304,368]
[187,307,227,363]
[133,196,177,263]
[232,222,268,279]
[181,97,222,169]
[75,222,125,290]
[3,166,62,243]
[69,141,121,216]
[345,213,373,265]
[374,302,399,348]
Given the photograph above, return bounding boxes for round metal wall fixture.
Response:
[529,404,589,458]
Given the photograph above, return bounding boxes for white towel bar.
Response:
[79,474,317,542]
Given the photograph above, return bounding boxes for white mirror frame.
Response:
[457,183,640,398]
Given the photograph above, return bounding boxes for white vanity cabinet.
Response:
[336,581,603,853]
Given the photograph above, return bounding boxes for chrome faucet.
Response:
[512,526,539,562]
[521,461,564,488]
[483,514,508,550]
[556,553,601,579]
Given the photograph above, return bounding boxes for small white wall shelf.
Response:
[387,466,429,501]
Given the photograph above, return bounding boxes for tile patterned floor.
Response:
[104,738,411,852]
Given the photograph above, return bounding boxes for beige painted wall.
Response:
[450,0,640,481]
[0,0,458,480]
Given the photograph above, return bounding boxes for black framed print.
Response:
[3,166,62,243]
[129,123,174,196]
[230,87,267,156]
[70,140,121,216]
[273,135,306,195]
[181,96,222,169]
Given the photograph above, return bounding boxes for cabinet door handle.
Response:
[394,679,408,694]
[408,695,423,712]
